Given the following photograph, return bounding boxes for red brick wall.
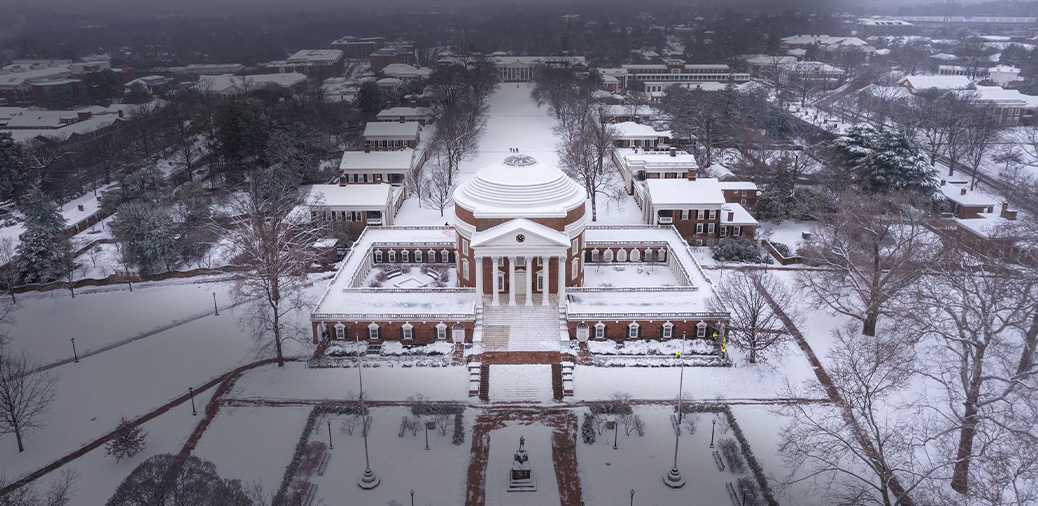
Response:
[566,319,725,342]
[314,320,474,344]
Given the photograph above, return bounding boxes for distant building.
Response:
[381,64,433,81]
[612,122,671,149]
[376,103,435,125]
[893,16,1037,37]
[370,44,417,73]
[988,65,1022,86]
[174,64,246,77]
[491,54,587,82]
[266,49,344,74]
[197,73,308,96]
[780,34,875,62]
[898,74,973,93]
[561,14,580,24]
[641,175,758,246]
[338,149,419,186]
[857,18,914,38]
[0,59,130,108]
[363,121,422,150]
[307,183,401,236]
[331,36,387,59]
[124,75,174,95]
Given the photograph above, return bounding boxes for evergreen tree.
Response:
[82,69,121,105]
[830,124,938,196]
[104,417,147,463]
[110,201,179,275]
[100,165,168,216]
[0,133,29,203]
[15,191,72,284]
[357,81,385,116]
[265,125,332,185]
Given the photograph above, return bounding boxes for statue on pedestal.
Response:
[507,436,537,492]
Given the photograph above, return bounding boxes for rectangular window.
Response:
[571,258,578,279]
[403,326,413,340]
[595,325,605,339]
[462,259,470,280]
[402,251,410,263]
[388,250,396,262]
[696,324,707,338]
[335,325,345,339]
[368,326,380,339]
[537,273,544,291]
[374,250,383,262]
[571,238,579,252]
[662,325,673,339]
[721,227,728,237]
[627,325,638,339]
[437,326,447,339]
[734,226,742,237]
[696,223,704,234]
[680,209,690,220]
[708,223,715,234]
[461,239,468,255]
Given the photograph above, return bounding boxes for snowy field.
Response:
[228,362,470,402]
[578,406,741,506]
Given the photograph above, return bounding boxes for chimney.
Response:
[400,117,405,123]
[1001,202,1018,220]
[669,147,676,157]
[364,145,371,153]
[940,179,946,186]
[76,111,92,121]
[727,210,734,221]
[410,99,417,108]
[687,169,697,181]
[385,101,392,110]
[77,204,85,212]
[960,188,967,196]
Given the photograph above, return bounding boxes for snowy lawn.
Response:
[229,361,470,402]
[581,262,680,288]
[39,388,216,506]
[577,405,753,506]
[0,280,321,480]
[588,339,716,356]
[485,421,560,506]
[729,405,819,506]
[192,406,312,492]
[309,407,471,506]
[488,364,554,402]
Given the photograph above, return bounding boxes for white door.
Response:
[514,269,527,296]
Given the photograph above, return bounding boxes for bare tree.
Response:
[941,93,977,178]
[992,148,1029,210]
[961,105,1001,191]
[220,171,322,367]
[422,153,455,217]
[429,101,486,186]
[0,468,77,506]
[798,192,939,336]
[911,89,954,166]
[709,269,796,364]
[557,106,621,222]
[0,237,18,303]
[778,325,935,506]
[908,251,1038,495]
[0,350,58,453]
[661,86,727,165]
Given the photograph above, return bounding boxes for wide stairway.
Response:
[481,302,561,352]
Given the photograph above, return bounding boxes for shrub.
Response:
[105,417,147,463]
[718,437,746,474]
[452,413,465,445]
[712,238,773,264]
[581,413,597,445]
[770,241,791,257]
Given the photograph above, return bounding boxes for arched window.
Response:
[617,249,628,262]
[334,323,345,340]
[630,249,641,262]
[427,249,437,262]
[696,322,708,338]
[402,250,410,263]
[452,323,465,341]
[627,322,640,339]
[440,249,451,263]
[661,322,673,339]
[657,248,667,262]
[368,323,381,340]
[591,249,600,262]
[436,323,448,340]
[603,249,614,262]
[415,250,423,263]
[374,250,383,263]
[576,323,590,340]
[388,250,397,262]
[402,323,414,340]
[594,323,606,339]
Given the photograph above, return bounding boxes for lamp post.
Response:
[677,332,686,424]
[71,338,79,363]
[710,418,716,449]
[213,292,218,316]
[630,488,635,506]
[425,420,431,450]
[410,489,415,506]
[189,387,196,416]
[613,417,619,450]
[328,419,334,449]
[357,351,379,489]
[664,335,687,488]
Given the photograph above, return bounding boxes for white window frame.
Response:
[662,323,674,339]
[402,323,414,340]
[603,249,614,262]
[368,323,380,340]
[594,323,606,339]
[388,250,396,262]
[462,258,470,280]
[402,250,410,263]
[681,209,690,220]
[436,323,448,340]
[571,258,579,279]
[696,322,707,338]
[696,223,704,234]
[461,239,468,255]
[428,249,437,262]
[708,223,715,234]
[374,250,383,263]
[734,226,742,237]
[571,238,579,252]
[617,249,628,262]
[630,249,640,261]
[591,249,600,262]
[334,323,345,339]
[415,250,423,262]
[576,323,590,340]
[627,323,639,339]
[537,272,544,291]
[440,249,450,263]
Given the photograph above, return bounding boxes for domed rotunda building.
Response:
[453,155,586,306]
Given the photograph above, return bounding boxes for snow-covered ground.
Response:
[582,262,680,287]
[228,362,470,402]
[485,421,560,506]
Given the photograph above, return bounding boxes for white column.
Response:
[541,256,550,306]
[524,256,533,306]
[508,256,517,306]
[474,255,484,304]
[557,256,567,303]
[492,256,500,306]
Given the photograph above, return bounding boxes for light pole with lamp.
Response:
[189,387,197,416]
[710,418,716,449]
[664,334,687,488]
[630,488,635,506]
[357,337,380,489]
[410,489,415,506]
[71,338,79,363]
[213,292,218,316]
[328,419,334,449]
[613,416,619,450]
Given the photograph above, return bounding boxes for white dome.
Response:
[454,155,586,218]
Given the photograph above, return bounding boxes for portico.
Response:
[470,219,569,307]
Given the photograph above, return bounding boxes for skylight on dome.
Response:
[503,154,537,166]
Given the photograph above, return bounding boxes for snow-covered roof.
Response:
[644,178,726,207]
[969,86,1038,108]
[601,105,656,118]
[619,149,698,171]
[339,149,415,171]
[306,183,393,208]
[720,203,757,226]
[382,64,432,79]
[470,218,569,248]
[453,155,586,218]
[900,74,972,91]
[313,289,476,319]
[718,181,759,192]
[613,121,671,139]
[363,121,421,139]
[285,49,343,64]
[567,289,716,318]
[198,73,307,94]
[781,35,870,48]
[376,106,434,120]
[743,55,798,66]
[939,183,998,208]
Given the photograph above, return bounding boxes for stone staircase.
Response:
[482,303,560,351]
[468,362,482,397]
[482,325,510,351]
[478,363,490,401]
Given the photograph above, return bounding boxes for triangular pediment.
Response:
[470,218,569,248]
